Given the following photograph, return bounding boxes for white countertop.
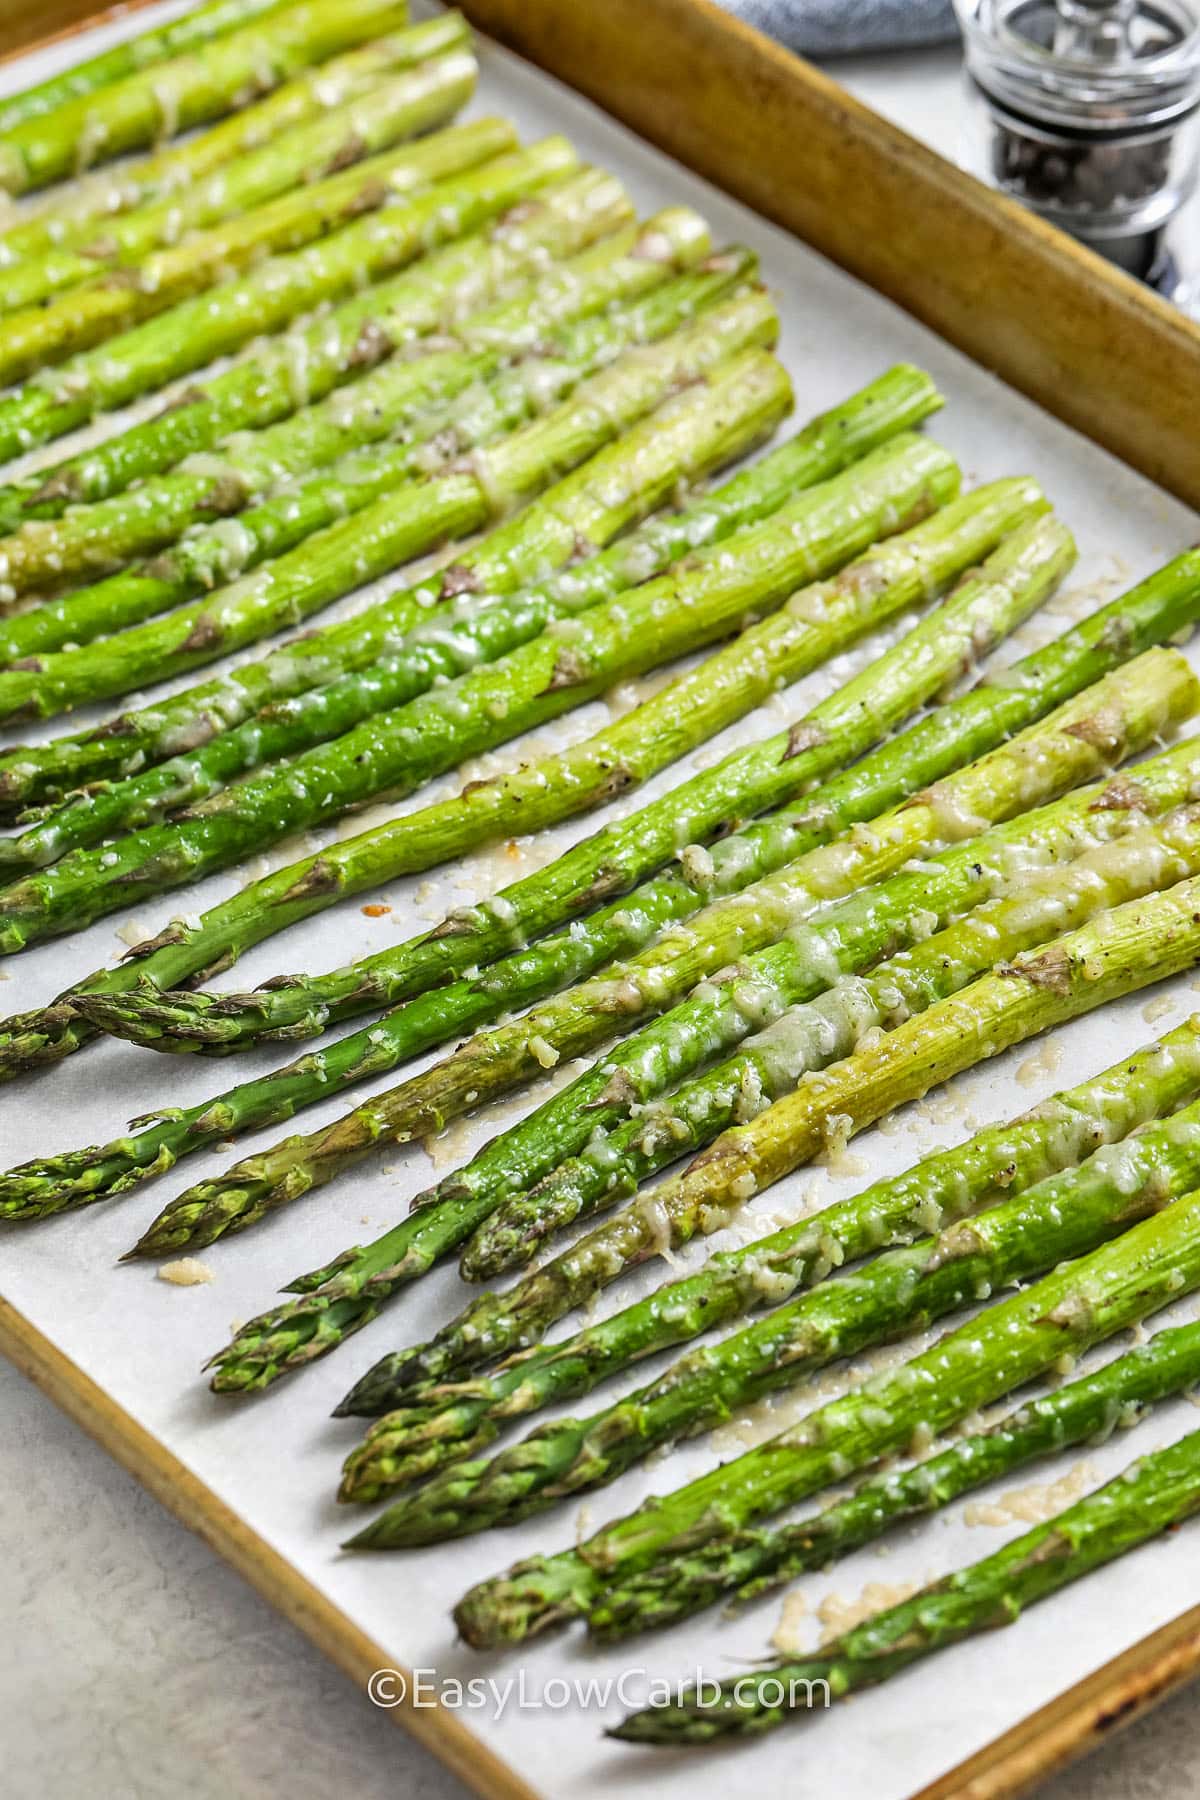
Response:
[6,31,1200,1800]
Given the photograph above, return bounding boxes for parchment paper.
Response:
[2,8,1199,1798]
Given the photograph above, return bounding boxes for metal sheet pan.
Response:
[3,6,1200,1797]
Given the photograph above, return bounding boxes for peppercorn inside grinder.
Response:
[954,0,1200,300]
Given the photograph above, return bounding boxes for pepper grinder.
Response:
[954,0,1200,302]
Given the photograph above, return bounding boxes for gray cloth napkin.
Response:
[715,0,959,55]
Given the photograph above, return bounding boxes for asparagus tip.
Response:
[340,1520,383,1551]
[605,1720,651,1744]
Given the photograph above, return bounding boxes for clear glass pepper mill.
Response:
[954,0,1200,303]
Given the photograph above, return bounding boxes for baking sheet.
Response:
[2,6,1200,1798]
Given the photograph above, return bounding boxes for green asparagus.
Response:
[345,1081,1200,1540]
[0,163,625,534]
[0,350,783,900]
[592,1314,1200,1639]
[0,360,932,811]
[340,928,1200,1476]
[611,1424,1200,1742]
[344,1012,1200,1435]
[1,531,1189,1085]
[0,286,780,727]
[0,48,479,317]
[75,494,1059,1054]
[454,1174,1200,1646]
[338,807,1200,1468]
[470,743,1200,1281]
[0,420,967,947]
[0,0,413,193]
[0,209,713,624]
[0,321,780,871]
[0,468,1043,1238]
[0,501,1065,1225]
[190,657,1190,1383]
[438,872,1200,1536]
[0,117,513,387]
[0,18,471,261]
[99,538,1200,1062]
[430,723,1198,1296]
[0,0,294,136]
[212,848,1200,1399]
[0,136,579,468]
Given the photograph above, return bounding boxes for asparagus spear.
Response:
[464,714,1200,1287]
[358,1016,1200,1412]
[344,1012,1200,1441]
[345,1083,1200,1540]
[431,730,1200,1294]
[341,867,1200,1488]
[209,847,1200,1400]
[0,388,947,1088]
[0,17,471,254]
[444,865,1200,1506]
[0,136,579,469]
[454,1176,1200,1648]
[0,49,480,318]
[190,659,1188,1381]
[0,221,689,662]
[0,0,293,136]
[0,421,964,949]
[99,539,1200,1063]
[0,286,780,727]
[0,0,413,193]
[0,501,1065,1225]
[343,807,1200,1452]
[0,532,1180,1094]
[0,330,775,874]
[0,530,1183,1085]
[0,117,512,387]
[0,163,624,531]
[0,360,933,812]
[74,492,1055,1052]
[593,1314,1200,1639]
[0,209,713,618]
[0,344,783,889]
[612,1421,1200,1743]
